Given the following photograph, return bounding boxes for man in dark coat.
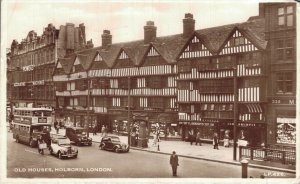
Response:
[169,151,179,176]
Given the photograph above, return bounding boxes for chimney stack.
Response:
[144,21,157,44]
[183,13,195,38]
[102,30,112,47]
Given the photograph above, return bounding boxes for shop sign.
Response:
[238,122,257,127]
[171,124,177,126]
[13,82,26,87]
[271,98,296,105]
[22,65,35,71]
[32,80,44,86]
[277,117,295,124]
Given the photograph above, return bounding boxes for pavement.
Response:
[50,127,296,174]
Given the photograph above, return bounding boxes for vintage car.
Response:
[49,136,78,159]
[99,136,129,153]
[65,127,92,146]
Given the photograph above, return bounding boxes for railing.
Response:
[239,146,296,165]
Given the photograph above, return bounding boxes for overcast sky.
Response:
[2,0,267,49]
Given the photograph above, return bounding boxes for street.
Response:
[7,133,295,178]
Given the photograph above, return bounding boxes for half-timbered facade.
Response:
[52,2,296,145]
[177,20,268,145]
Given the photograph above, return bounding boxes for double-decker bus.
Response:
[12,107,53,147]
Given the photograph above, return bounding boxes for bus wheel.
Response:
[29,138,35,147]
[58,152,63,159]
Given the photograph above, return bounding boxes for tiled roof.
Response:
[55,17,267,72]
[57,55,76,74]
[195,17,266,54]
[153,34,190,64]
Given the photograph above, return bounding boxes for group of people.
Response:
[188,131,222,150]
[53,120,64,134]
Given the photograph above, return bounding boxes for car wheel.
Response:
[29,138,35,147]
[74,153,78,158]
[15,136,19,143]
[100,144,105,150]
[49,147,53,155]
[58,152,63,159]
[88,142,92,146]
[115,147,120,153]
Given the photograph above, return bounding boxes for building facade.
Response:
[262,3,296,145]
[50,2,296,146]
[7,23,92,109]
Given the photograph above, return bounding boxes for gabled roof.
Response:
[56,55,76,74]
[123,43,149,66]
[98,43,124,68]
[55,16,266,73]
[195,17,266,54]
[152,34,190,64]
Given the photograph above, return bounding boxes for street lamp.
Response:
[127,76,131,147]
[233,60,238,160]
[86,72,90,138]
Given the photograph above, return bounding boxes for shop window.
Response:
[276,72,294,94]
[276,114,296,144]
[179,104,190,113]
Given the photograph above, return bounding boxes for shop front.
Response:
[180,120,266,146]
[275,112,296,145]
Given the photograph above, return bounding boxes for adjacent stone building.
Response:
[7,23,92,109]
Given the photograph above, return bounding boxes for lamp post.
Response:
[233,59,238,161]
[127,76,131,146]
[86,72,90,138]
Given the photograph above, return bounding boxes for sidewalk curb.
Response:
[128,146,296,174]
[72,137,295,174]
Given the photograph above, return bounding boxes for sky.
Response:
[1,0,266,49]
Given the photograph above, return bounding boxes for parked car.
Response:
[99,136,129,153]
[65,127,92,146]
[49,136,78,159]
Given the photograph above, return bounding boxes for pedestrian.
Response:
[59,120,62,129]
[93,123,97,135]
[156,129,160,142]
[195,131,202,146]
[54,120,59,134]
[104,126,108,137]
[213,133,219,150]
[224,130,230,147]
[101,125,105,137]
[169,151,179,176]
[37,135,45,155]
[188,130,194,145]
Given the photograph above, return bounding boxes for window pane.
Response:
[287,6,293,14]
[278,7,284,15]
[276,40,284,48]
[286,48,294,59]
[277,49,284,60]
[286,82,293,93]
[278,16,285,26]
[277,82,284,93]
[286,39,293,48]
[287,15,293,26]
[239,37,245,45]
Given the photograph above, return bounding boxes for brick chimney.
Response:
[144,21,157,44]
[183,13,195,38]
[101,30,112,47]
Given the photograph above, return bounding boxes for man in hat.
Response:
[169,151,179,176]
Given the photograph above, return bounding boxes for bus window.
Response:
[33,111,42,117]
[43,111,52,117]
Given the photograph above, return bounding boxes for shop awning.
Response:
[245,104,262,113]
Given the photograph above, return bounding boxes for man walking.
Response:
[169,151,179,176]
[195,131,202,146]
